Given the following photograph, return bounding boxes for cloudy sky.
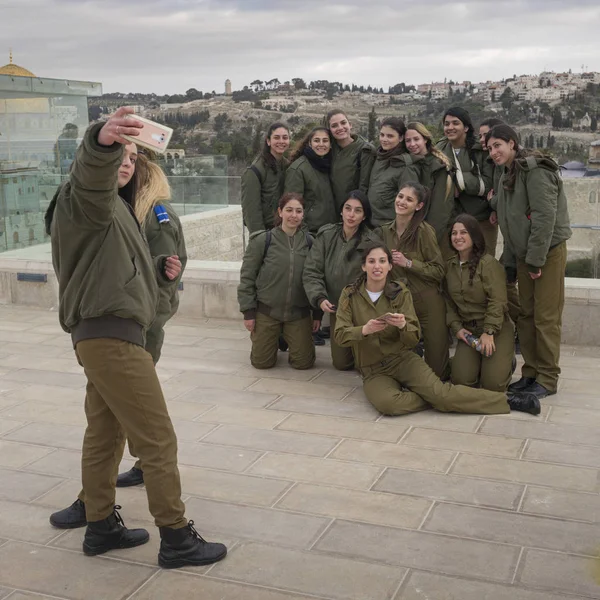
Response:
[2,0,600,94]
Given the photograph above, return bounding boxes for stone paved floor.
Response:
[0,306,599,600]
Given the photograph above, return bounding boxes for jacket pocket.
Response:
[124,256,138,287]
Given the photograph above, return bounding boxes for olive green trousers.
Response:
[330,313,354,371]
[479,219,499,258]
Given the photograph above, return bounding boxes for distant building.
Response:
[590,140,600,165]
[225,79,232,95]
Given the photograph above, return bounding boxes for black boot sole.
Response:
[158,547,227,569]
[49,516,87,529]
[116,477,144,488]
[83,532,150,556]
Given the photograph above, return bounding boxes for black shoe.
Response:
[413,339,424,358]
[83,505,149,556]
[526,382,554,399]
[313,332,325,346]
[159,520,227,569]
[49,499,87,529]
[116,466,144,488]
[507,392,541,416]
[507,377,536,393]
[278,335,289,352]
[319,326,331,340]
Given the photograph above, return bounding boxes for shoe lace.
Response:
[187,520,207,544]
[113,505,125,528]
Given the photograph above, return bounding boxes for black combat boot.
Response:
[49,499,87,529]
[507,376,536,393]
[83,505,149,556]
[116,466,144,488]
[507,392,541,416]
[159,520,227,569]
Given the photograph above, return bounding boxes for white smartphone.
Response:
[121,115,173,154]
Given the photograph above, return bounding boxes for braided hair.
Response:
[448,214,486,285]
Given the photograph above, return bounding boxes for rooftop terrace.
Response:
[0,306,599,599]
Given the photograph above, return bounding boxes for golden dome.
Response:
[0,51,35,78]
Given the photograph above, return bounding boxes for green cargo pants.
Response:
[75,338,186,528]
[330,313,354,371]
[451,317,515,392]
[506,281,521,324]
[517,241,567,393]
[479,219,499,258]
[251,311,315,370]
[360,352,509,416]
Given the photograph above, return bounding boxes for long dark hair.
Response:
[261,122,290,172]
[395,181,430,251]
[342,189,373,260]
[479,117,505,130]
[380,117,406,152]
[347,241,393,297]
[448,214,486,285]
[485,124,523,192]
[443,107,479,175]
[289,127,331,163]
[273,192,304,227]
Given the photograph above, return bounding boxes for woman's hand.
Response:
[384,313,406,329]
[456,328,472,344]
[489,211,498,225]
[97,106,143,146]
[312,320,321,333]
[320,299,336,314]
[479,333,496,357]
[164,256,182,280]
[243,319,255,332]
[529,268,542,280]
[391,250,410,268]
[362,319,388,336]
[487,189,495,202]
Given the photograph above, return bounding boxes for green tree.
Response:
[368,107,378,144]
[213,112,231,132]
[591,114,598,132]
[291,78,306,90]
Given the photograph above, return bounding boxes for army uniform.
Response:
[445,254,514,391]
[303,223,371,370]
[241,155,286,234]
[334,280,510,416]
[330,135,372,211]
[494,156,572,393]
[373,221,450,379]
[238,227,321,369]
[437,138,498,256]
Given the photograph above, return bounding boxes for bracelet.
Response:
[406,259,413,269]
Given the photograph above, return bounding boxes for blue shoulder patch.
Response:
[154,205,170,224]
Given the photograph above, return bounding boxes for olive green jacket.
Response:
[50,123,170,338]
[334,281,421,369]
[144,202,187,332]
[419,153,454,242]
[330,135,372,211]
[303,223,371,310]
[238,227,319,322]
[284,156,336,233]
[360,150,422,224]
[492,156,572,270]
[436,138,493,221]
[241,155,286,234]
[444,254,508,336]
[372,221,444,297]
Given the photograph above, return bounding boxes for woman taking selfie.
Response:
[326,109,372,211]
[360,117,421,225]
[437,107,497,255]
[285,127,336,234]
[404,122,454,254]
[238,193,322,370]
[373,182,449,379]
[241,122,290,234]
[486,124,571,400]
[303,190,373,370]
[334,242,540,416]
[445,214,515,392]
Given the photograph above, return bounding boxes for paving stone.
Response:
[0,499,67,544]
[201,424,340,457]
[267,395,379,420]
[195,405,289,429]
[25,449,83,479]
[196,336,252,350]
[0,587,12,600]
[0,467,63,502]
[379,410,484,432]
[173,371,258,391]
[543,391,600,409]
[548,406,600,428]
[316,520,520,583]
[520,486,600,523]
[0,541,155,600]
[3,593,68,600]
[236,365,324,381]
[4,422,85,450]
[158,356,242,375]
[424,502,600,555]
[524,439,600,468]
[158,380,199,400]
[0,401,86,427]
[398,571,579,600]
[184,497,330,549]
[177,387,279,408]
[170,419,217,442]
[277,483,431,528]
[560,378,600,396]
[167,325,248,339]
[31,479,86,510]
[0,440,53,468]
[402,427,524,458]
[373,468,524,510]
[210,348,255,364]
[161,400,211,420]
[0,331,53,344]
[2,383,85,404]
[309,370,364,387]
[0,418,26,436]
[451,454,599,492]
[179,464,291,506]
[276,413,405,442]
[248,453,380,490]
[209,542,405,600]
[331,439,455,472]
[157,344,216,360]
[518,548,600,598]
[249,378,354,400]
[1,369,87,389]
[176,440,263,472]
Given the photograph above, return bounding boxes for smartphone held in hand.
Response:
[121,115,173,154]
[376,312,396,323]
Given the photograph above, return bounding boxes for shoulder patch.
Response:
[154,205,170,224]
